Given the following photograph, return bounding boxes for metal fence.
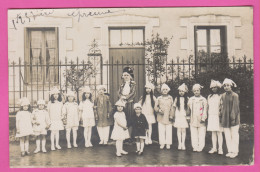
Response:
[8,55,254,114]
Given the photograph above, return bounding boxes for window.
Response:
[109,28,144,47]
[194,26,227,72]
[25,28,59,83]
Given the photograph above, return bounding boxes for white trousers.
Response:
[190,126,206,150]
[97,126,110,142]
[224,125,239,154]
[158,123,172,145]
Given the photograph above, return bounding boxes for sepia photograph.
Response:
[8,7,254,167]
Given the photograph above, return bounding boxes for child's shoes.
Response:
[178,145,182,150]
[160,144,165,149]
[138,151,143,155]
[121,150,128,155]
[226,152,232,157]
[42,148,47,153]
[218,149,223,155]
[85,143,89,148]
[25,151,30,155]
[21,151,25,157]
[67,144,72,149]
[148,139,153,145]
[208,148,217,154]
[104,141,108,145]
[116,152,122,157]
[166,145,171,149]
[230,153,238,158]
[73,144,78,148]
[99,140,104,145]
[51,146,56,151]
[181,145,186,150]
[88,142,93,147]
[34,148,40,154]
[56,145,61,150]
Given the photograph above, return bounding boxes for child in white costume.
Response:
[220,78,240,158]
[79,86,95,148]
[138,82,157,145]
[16,97,34,157]
[111,100,130,157]
[207,80,224,155]
[154,83,174,150]
[188,84,207,152]
[172,83,189,150]
[62,90,80,148]
[32,99,50,153]
[47,87,64,151]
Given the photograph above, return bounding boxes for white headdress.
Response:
[178,83,188,92]
[222,78,237,87]
[192,84,203,90]
[210,80,222,88]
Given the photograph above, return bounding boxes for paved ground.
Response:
[9,127,254,167]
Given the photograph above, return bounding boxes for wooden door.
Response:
[109,48,145,104]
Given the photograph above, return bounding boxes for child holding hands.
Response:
[111,100,130,157]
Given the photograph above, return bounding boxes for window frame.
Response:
[194,26,227,73]
[108,27,145,48]
[24,27,59,84]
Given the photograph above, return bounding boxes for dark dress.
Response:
[132,113,149,138]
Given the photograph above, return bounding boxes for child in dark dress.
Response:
[132,103,149,155]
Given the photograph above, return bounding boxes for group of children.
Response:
[16,66,240,159]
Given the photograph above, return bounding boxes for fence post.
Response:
[12,61,16,113]
[19,58,21,99]
[65,57,68,93]
[36,60,39,101]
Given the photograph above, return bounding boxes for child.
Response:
[47,86,64,151]
[138,82,157,145]
[16,97,34,156]
[188,84,207,152]
[220,78,240,158]
[172,83,189,150]
[207,80,224,155]
[132,103,149,155]
[62,90,79,148]
[94,85,113,145]
[32,99,50,153]
[111,100,130,157]
[79,86,95,147]
[118,67,137,138]
[154,83,174,149]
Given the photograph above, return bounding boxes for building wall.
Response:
[8,7,253,109]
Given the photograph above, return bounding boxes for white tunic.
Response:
[79,100,95,127]
[140,95,156,124]
[62,102,79,129]
[47,101,64,131]
[32,109,50,135]
[16,111,34,137]
[207,94,223,131]
[111,112,130,140]
[173,97,189,128]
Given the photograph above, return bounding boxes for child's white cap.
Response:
[82,86,91,93]
[222,78,237,87]
[134,103,142,109]
[161,83,171,92]
[145,82,155,90]
[20,97,30,106]
[97,85,106,92]
[178,83,188,92]
[210,80,222,88]
[115,100,126,107]
[192,84,203,91]
[50,86,60,95]
[66,90,75,97]
[37,99,45,105]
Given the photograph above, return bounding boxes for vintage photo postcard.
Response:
[8,7,254,167]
